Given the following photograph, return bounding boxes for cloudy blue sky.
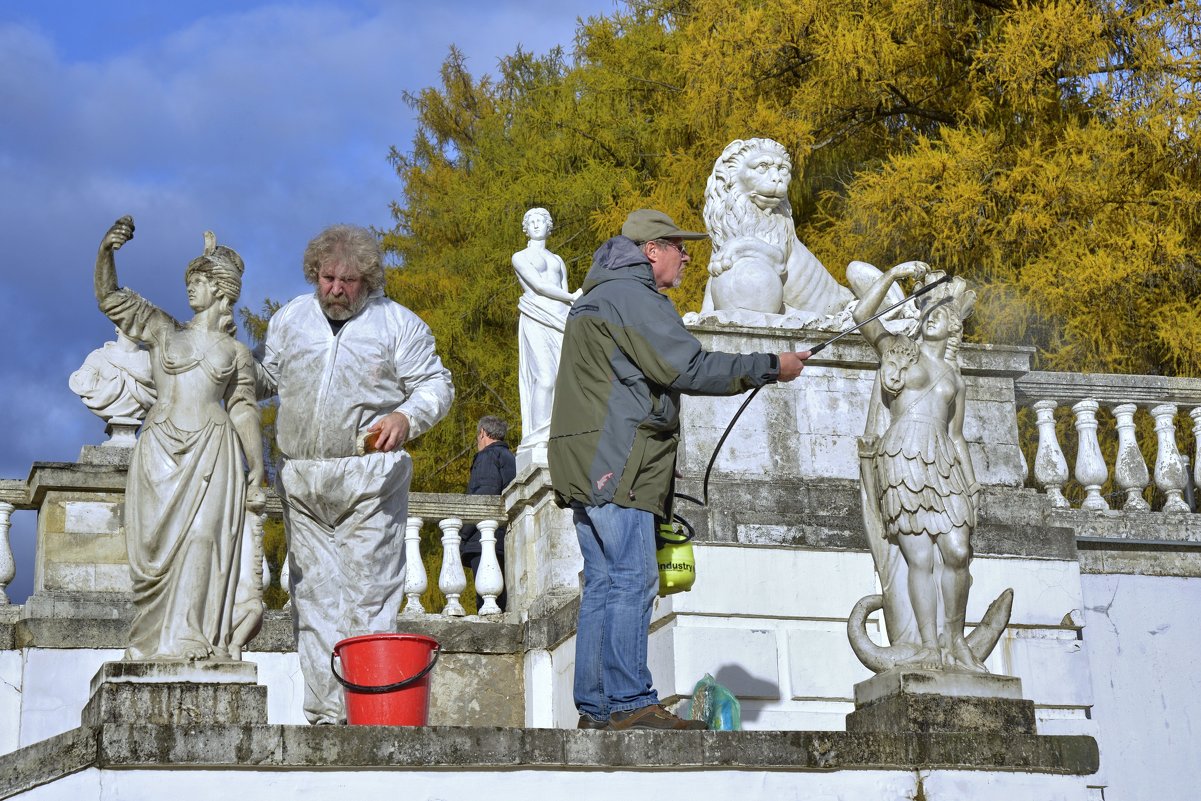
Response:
[0,0,616,601]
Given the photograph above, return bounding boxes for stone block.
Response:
[82,681,268,726]
[666,544,877,620]
[41,530,126,565]
[738,702,853,732]
[847,693,1037,735]
[429,651,523,727]
[1001,629,1093,708]
[89,660,258,693]
[967,557,1083,628]
[505,466,582,619]
[854,669,1025,706]
[62,501,121,536]
[848,669,1034,735]
[650,623,780,701]
[786,624,875,700]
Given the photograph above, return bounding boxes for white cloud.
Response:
[0,0,617,487]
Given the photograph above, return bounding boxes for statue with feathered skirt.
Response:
[847,262,1013,674]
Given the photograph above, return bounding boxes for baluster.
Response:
[1112,403,1150,511]
[1071,399,1110,511]
[401,516,427,616]
[474,519,504,616]
[1151,404,1190,513]
[1190,408,1201,499]
[438,518,467,616]
[0,502,14,604]
[1033,400,1071,509]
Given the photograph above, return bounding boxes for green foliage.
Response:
[261,516,290,610]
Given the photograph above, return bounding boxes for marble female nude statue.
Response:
[512,207,580,457]
[94,216,265,661]
[848,262,1011,673]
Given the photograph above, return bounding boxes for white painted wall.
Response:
[15,766,1094,801]
[1082,573,1201,801]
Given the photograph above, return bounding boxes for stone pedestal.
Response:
[514,445,547,476]
[82,660,267,726]
[846,669,1035,734]
[28,462,131,599]
[505,463,581,620]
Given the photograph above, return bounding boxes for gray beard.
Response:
[318,290,368,321]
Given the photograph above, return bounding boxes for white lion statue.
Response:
[702,138,886,322]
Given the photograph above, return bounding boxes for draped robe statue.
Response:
[512,208,580,459]
[93,216,265,661]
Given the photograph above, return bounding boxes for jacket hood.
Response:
[582,236,657,293]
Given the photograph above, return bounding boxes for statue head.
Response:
[185,231,244,333]
[704,138,797,251]
[916,272,975,351]
[303,224,384,320]
[522,207,553,240]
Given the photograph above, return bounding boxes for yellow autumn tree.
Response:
[386,0,1201,499]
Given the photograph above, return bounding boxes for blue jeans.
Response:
[573,503,660,721]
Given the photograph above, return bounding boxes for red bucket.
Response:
[331,633,440,725]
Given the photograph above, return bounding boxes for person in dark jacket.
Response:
[460,415,516,611]
[549,209,809,730]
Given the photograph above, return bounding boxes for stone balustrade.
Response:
[258,491,508,618]
[1016,371,1201,512]
[0,472,506,617]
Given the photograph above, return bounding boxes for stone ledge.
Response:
[0,726,97,798]
[85,724,1096,773]
[677,479,1078,560]
[0,724,1100,797]
[10,607,524,655]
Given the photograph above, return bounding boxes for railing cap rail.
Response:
[1016,371,1201,407]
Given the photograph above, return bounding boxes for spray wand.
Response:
[700,272,951,505]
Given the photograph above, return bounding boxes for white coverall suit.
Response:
[259,290,453,724]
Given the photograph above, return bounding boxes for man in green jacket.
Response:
[549,209,808,730]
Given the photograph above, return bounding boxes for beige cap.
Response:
[621,209,708,242]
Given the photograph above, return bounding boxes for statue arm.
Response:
[512,252,578,304]
[949,379,979,497]
[95,216,134,303]
[94,216,176,342]
[851,262,926,351]
[228,347,266,509]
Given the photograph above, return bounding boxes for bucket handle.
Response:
[330,642,441,695]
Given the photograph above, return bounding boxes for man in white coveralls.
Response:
[258,224,454,724]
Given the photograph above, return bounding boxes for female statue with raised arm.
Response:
[849,262,997,673]
[512,207,580,457]
[94,215,265,661]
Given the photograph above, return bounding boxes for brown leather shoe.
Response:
[608,704,707,731]
[577,714,609,730]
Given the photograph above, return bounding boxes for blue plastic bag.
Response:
[689,673,741,731]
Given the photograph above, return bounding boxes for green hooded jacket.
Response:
[548,235,779,517]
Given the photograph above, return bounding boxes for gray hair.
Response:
[478,415,509,441]
[302,224,384,295]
